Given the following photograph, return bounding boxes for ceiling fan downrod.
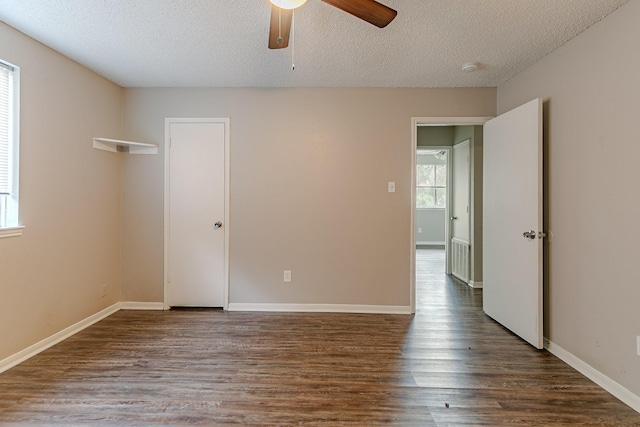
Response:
[277,8,283,45]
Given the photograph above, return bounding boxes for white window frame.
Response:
[0,59,23,238]
[416,163,447,209]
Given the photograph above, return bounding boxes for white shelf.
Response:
[93,137,158,155]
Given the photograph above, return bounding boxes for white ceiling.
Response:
[0,0,629,88]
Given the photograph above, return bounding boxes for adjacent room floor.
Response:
[0,249,638,425]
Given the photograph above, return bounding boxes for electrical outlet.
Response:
[101,284,108,297]
[418,228,422,233]
[284,270,292,283]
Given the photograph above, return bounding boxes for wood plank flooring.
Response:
[0,249,638,425]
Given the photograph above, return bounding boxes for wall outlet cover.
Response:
[388,182,396,193]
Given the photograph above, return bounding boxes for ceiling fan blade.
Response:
[322,0,397,28]
[269,5,293,49]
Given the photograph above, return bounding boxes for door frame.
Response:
[410,117,492,313]
[164,117,231,310]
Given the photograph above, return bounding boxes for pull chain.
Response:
[291,9,295,70]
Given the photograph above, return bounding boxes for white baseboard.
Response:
[544,338,640,414]
[227,303,412,314]
[468,280,483,289]
[416,241,445,246]
[120,301,165,310]
[0,303,120,374]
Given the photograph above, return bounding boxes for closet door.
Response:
[166,119,228,307]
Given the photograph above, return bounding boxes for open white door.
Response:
[451,139,470,283]
[483,98,543,349]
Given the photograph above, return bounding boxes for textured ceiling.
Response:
[0,0,629,88]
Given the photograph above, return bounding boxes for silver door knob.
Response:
[451,216,458,221]
[522,230,536,240]
[214,221,223,229]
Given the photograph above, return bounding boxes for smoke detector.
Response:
[461,62,480,73]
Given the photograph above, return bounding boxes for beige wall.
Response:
[121,88,496,306]
[0,23,123,360]
[498,0,640,396]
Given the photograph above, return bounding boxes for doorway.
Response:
[164,118,230,309]
[410,117,490,313]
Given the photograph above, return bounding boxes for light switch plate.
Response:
[388,182,395,193]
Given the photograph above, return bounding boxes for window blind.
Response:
[0,62,12,196]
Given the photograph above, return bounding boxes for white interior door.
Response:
[451,139,470,282]
[452,140,470,241]
[483,98,543,349]
[167,120,227,307]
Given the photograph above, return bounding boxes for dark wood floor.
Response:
[1,249,638,425]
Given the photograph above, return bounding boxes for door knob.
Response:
[522,230,536,240]
[451,216,458,221]
[214,221,223,229]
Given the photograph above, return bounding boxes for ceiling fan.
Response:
[268,0,397,49]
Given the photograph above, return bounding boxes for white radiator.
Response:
[451,238,470,283]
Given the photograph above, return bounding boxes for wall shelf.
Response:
[93,137,158,155]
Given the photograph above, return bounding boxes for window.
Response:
[0,59,20,235]
[416,163,446,209]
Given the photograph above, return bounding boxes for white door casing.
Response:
[164,118,230,308]
[483,99,543,349]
